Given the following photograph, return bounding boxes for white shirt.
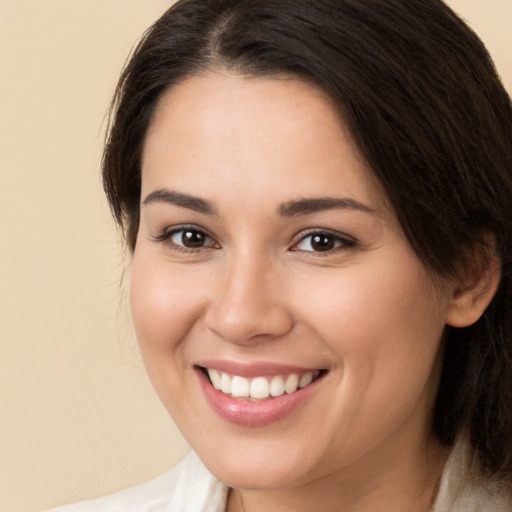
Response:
[432,437,512,512]
[49,451,227,512]
[50,439,512,512]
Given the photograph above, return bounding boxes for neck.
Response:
[226,435,449,512]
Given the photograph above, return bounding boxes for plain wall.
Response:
[0,1,510,511]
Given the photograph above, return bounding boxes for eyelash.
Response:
[291,229,356,254]
[151,225,219,253]
[151,226,356,255]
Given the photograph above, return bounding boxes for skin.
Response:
[131,71,487,512]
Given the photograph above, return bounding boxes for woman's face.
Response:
[132,72,453,489]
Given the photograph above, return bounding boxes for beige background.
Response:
[0,1,510,511]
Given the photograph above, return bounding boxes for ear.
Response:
[445,239,501,328]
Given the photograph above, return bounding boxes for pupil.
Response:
[311,234,334,251]
[183,230,205,248]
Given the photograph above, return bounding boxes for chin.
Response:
[194,439,322,490]
[209,461,306,491]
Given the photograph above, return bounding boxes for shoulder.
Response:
[433,436,512,512]
[48,451,228,512]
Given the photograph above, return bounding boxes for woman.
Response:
[51,0,512,510]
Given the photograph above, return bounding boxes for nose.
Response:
[204,254,294,345]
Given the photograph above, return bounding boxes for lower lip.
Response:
[196,368,325,427]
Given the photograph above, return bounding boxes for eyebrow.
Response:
[142,189,217,215]
[277,197,376,217]
[142,188,375,218]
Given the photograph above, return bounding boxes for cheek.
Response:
[129,252,210,419]
[130,253,203,355]
[297,260,447,446]
[296,256,447,381]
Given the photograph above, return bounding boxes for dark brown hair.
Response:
[103,0,512,478]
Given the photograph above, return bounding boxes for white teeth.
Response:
[220,372,231,394]
[207,369,221,390]
[231,376,250,398]
[269,376,285,397]
[284,374,299,394]
[250,377,270,399]
[206,368,321,399]
[299,371,314,388]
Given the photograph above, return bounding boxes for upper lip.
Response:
[195,359,325,378]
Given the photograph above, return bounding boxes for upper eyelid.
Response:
[294,228,355,243]
[151,224,218,244]
[162,224,213,237]
[290,229,357,254]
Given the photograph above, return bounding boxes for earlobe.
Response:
[445,245,501,328]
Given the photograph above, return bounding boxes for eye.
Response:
[292,231,355,253]
[152,226,219,252]
[171,228,213,248]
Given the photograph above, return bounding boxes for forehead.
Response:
[141,71,387,212]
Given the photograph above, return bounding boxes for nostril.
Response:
[204,300,294,345]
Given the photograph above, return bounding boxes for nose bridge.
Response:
[205,247,292,344]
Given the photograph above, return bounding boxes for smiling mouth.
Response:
[199,367,327,401]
